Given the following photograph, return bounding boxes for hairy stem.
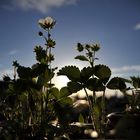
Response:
[84,87,96,130]
[101,89,106,137]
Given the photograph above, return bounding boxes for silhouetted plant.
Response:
[58,43,127,137]
[0,17,73,140]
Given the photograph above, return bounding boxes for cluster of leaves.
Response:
[58,65,127,93]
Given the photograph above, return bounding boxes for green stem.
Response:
[84,87,96,130]
[101,89,106,137]
[132,90,135,110]
[91,51,96,104]
[41,91,44,124]
[13,66,17,80]
[47,29,52,86]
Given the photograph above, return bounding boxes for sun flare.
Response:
[54,76,69,89]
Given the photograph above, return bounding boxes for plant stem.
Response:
[13,66,17,80]
[101,89,106,137]
[91,51,96,104]
[47,29,52,86]
[83,87,96,130]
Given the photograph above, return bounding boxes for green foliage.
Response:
[75,55,89,61]
[86,78,105,91]
[122,76,140,113]
[17,66,31,79]
[130,76,140,89]
[67,81,83,93]
[94,64,111,84]
[50,87,59,99]
[57,65,81,81]
[107,77,126,90]
[80,67,94,82]
[50,87,71,100]
[60,87,71,98]
[31,63,46,77]
[34,46,46,63]
[52,97,73,126]
[47,39,56,48]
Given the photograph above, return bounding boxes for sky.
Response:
[0,0,140,88]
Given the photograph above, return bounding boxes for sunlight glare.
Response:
[54,76,69,89]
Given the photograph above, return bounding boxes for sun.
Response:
[54,76,69,89]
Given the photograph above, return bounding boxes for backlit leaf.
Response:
[75,55,88,61]
[50,87,60,99]
[67,81,83,93]
[57,66,80,81]
[86,78,105,91]
[60,87,71,98]
[58,97,73,107]
[107,77,126,90]
[94,64,111,84]
[80,67,94,82]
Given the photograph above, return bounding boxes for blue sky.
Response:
[0,0,140,81]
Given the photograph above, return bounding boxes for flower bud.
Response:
[38,31,43,36]
[77,43,84,52]
[47,39,56,48]
[85,44,91,50]
[91,44,100,52]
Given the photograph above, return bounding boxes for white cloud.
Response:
[112,65,140,73]
[134,23,140,30]
[9,0,78,13]
[9,50,18,55]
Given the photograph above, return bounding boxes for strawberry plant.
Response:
[0,17,73,140]
[58,42,127,138]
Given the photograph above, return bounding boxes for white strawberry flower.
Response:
[38,16,56,29]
